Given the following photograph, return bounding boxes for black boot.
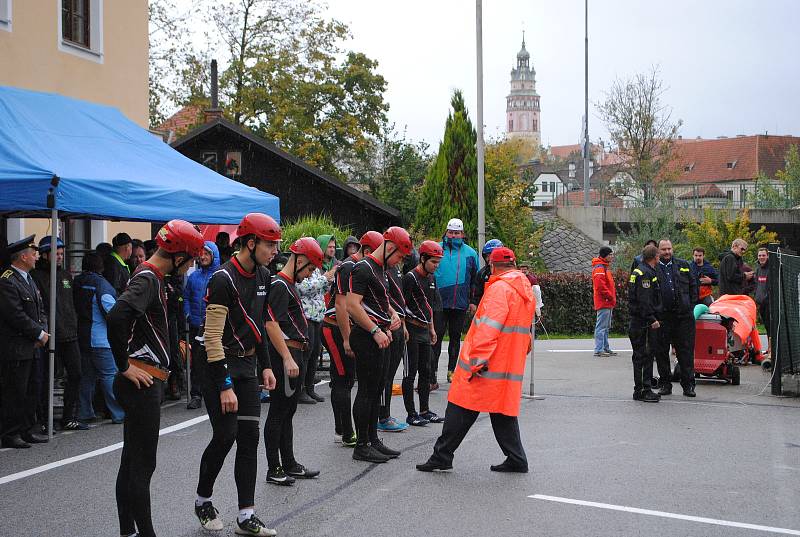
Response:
[353,444,390,463]
[658,382,672,396]
[371,439,400,458]
[640,390,661,403]
[306,386,325,402]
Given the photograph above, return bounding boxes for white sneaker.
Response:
[235,514,277,536]
[195,501,224,531]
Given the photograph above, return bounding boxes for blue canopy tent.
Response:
[0,86,280,436]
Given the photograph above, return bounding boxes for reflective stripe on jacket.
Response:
[447,269,536,416]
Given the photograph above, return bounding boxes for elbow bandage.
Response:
[204,304,228,362]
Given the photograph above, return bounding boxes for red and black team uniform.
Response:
[108,262,172,537]
[321,253,359,440]
[349,254,393,448]
[402,266,437,417]
[264,272,309,473]
[379,265,406,422]
[196,255,271,514]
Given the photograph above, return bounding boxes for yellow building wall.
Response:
[0,0,149,127]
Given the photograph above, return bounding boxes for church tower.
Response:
[506,34,541,146]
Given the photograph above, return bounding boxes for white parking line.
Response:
[0,415,209,486]
[529,494,800,535]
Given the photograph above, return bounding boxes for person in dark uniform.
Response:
[402,240,444,426]
[628,245,662,403]
[0,235,50,448]
[377,259,411,432]
[470,239,503,308]
[264,237,324,486]
[347,227,412,463]
[105,233,133,296]
[30,235,83,431]
[107,221,205,537]
[654,239,698,397]
[320,231,383,447]
[194,213,279,537]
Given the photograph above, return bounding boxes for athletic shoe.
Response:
[194,501,223,531]
[604,350,618,356]
[377,417,408,432]
[285,462,320,479]
[306,387,325,402]
[593,351,611,357]
[406,413,429,426]
[447,370,454,383]
[416,460,452,472]
[186,396,202,410]
[265,466,296,486]
[235,514,277,537]
[298,390,317,405]
[334,433,343,444]
[371,439,400,458]
[62,420,89,431]
[341,433,357,448]
[419,410,444,424]
[352,444,390,463]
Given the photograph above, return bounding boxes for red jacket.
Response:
[592,257,616,310]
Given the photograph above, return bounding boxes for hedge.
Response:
[538,271,631,335]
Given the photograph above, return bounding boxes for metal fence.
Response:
[549,181,794,209]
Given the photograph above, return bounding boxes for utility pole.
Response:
[476,0,486,262]
[583,0,590,207]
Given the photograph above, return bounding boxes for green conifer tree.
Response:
[416,90,481,239]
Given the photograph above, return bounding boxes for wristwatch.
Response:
[370,325,380,336]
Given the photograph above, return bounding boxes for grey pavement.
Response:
[1,338,799,537]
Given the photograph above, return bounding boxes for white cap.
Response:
[446,218,464,232]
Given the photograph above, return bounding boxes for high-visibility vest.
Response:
[448,269,536,416]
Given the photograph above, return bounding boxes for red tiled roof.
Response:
[549,144,582,159]
[676,184,726,199]
[664,135,800,184]
[546,189,624,208]
[157,105,205,137]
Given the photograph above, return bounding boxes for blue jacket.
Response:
[435,238,479,310]
[689,259,718,284]
[183,241,220,328]
[73,271,116,349]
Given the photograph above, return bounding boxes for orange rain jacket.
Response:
[448,269,536,416]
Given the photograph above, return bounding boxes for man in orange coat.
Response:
[416,247,536,473]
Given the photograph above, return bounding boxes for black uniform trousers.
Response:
[655,312,695,389]
[34,340,82,426]
[264,345,306,470]
[402,330,432,415]
[426,401,527,469]
[197,353,261,509]
[114,375,163,537]
[303,320,322,390]
[321,323,355,438]
[629,325,657,393]
[431,308,467,379]
[0,358,36,440]
[379,326,405,420]
[350,325,388,446]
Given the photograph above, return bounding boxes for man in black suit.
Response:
[0,235,50,448]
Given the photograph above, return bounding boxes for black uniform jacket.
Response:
[628,263,663,329]
[655,257,698,316]
[0,268,47,361]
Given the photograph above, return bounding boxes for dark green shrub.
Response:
[538,271,630,335]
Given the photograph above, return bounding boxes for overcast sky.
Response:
[324,0,800,150]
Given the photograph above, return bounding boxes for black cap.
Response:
[599,246,613,258]
[6,234,37,256]
[112,233,132,248]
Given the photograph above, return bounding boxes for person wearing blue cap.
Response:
[30,236,84,431]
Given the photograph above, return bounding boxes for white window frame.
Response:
[57,0,104,64]
[0,0,12,32]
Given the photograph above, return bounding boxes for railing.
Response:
[547,181,795,209]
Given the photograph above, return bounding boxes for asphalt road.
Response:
[1,338,799,537]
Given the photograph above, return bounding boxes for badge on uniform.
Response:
[642,279,651,289]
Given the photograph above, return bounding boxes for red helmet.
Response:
[359,231,384,252]
[419,240,444,258]
[489,246,516,264]
[156,220,205,257]
[237,213,281,242]
[383,226,413,256]
[289,237,324,269]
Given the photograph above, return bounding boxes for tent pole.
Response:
[48,207,58,440]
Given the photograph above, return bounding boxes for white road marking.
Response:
[0,415,209,486]
[1,380,331,484]
[529,494,800,535]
